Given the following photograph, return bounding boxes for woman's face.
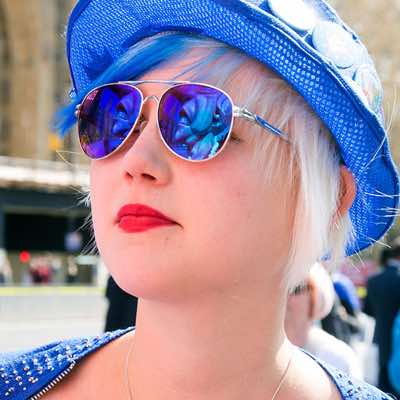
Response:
[90,52,297,302]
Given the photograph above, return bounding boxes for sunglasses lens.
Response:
[78,84,142,159]
[159,84,233,161]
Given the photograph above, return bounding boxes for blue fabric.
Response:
[0,327,395,399]
[389,311,400,394]
[64,0,400,257]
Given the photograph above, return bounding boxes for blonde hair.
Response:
[77,33,356,290]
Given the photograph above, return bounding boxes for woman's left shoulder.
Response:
[314,354,397,399]
[301,347,396,399]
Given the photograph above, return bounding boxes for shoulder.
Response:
[307,350,395,399]
[0,327,133,399]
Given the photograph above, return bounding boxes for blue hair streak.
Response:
[53,32,230,138]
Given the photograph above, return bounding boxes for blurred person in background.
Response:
[285,263,363,378]
[66,255,79,284]
[321,271,362,345]
[28,255,53,284]
[104,275,138,331]
[333,271,361,318]
[364,238,400,396]
[0,249,12,285]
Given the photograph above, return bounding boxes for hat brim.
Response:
[67,0,400,255]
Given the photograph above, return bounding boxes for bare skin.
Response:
[42,330,343,400]
[43,50,355,399]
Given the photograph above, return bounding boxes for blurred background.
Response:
[0,0,399,390]
[0,0,107,353]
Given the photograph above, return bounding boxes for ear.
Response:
[335,165,357,219]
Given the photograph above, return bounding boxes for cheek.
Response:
[181,158,294,287]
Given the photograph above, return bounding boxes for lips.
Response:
[116,204,177,233]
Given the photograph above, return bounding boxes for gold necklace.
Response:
[124,336,293,400]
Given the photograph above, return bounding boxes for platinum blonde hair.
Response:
[77,33,355,290]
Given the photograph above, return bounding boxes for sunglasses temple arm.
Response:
[233,106,289,142]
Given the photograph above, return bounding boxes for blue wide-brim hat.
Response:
[66,0,400,255]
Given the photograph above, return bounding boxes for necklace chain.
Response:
[125,334,136,400]
[124,335,292,400]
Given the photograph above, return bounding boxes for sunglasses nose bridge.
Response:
[142,94,160,107]
[140,95,161,123]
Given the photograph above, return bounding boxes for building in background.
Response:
[331,0,400,163]
[0,0,398,285]
[0,0,97,285]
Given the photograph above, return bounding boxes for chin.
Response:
[107,258,188,302]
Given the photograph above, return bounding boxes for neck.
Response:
[128,286,293,400]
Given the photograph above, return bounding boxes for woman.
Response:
[1,0,399,399]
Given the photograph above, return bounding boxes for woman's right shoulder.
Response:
[0,327,134,399]
[0,337,76,399]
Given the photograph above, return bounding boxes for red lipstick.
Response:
[116,204,177,233]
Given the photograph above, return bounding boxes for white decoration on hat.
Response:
[354,64,383,114]
[344,77,371,109]
[346,74,383,120]
[312,21,360,69]
[268,0,317,32]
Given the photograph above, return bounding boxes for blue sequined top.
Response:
[0,326,396,399]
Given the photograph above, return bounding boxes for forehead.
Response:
[138,47,210,82]
[137,46,263,99]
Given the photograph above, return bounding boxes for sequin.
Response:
[312,21,360,68]
[354,64,383,114]
[268,0,316,31]
[69,89,77,99]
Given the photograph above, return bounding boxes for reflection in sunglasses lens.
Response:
[79,84,142,159]
[159,84,233,161]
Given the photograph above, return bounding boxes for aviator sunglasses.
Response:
[75,80,289,161]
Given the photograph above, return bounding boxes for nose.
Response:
[120,94,172,185]
[143,94,160,104]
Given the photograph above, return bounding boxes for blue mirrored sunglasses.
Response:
[75,80,289,162]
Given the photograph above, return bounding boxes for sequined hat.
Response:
[66,0,400,255]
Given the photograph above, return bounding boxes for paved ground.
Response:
[0,286,108,352]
